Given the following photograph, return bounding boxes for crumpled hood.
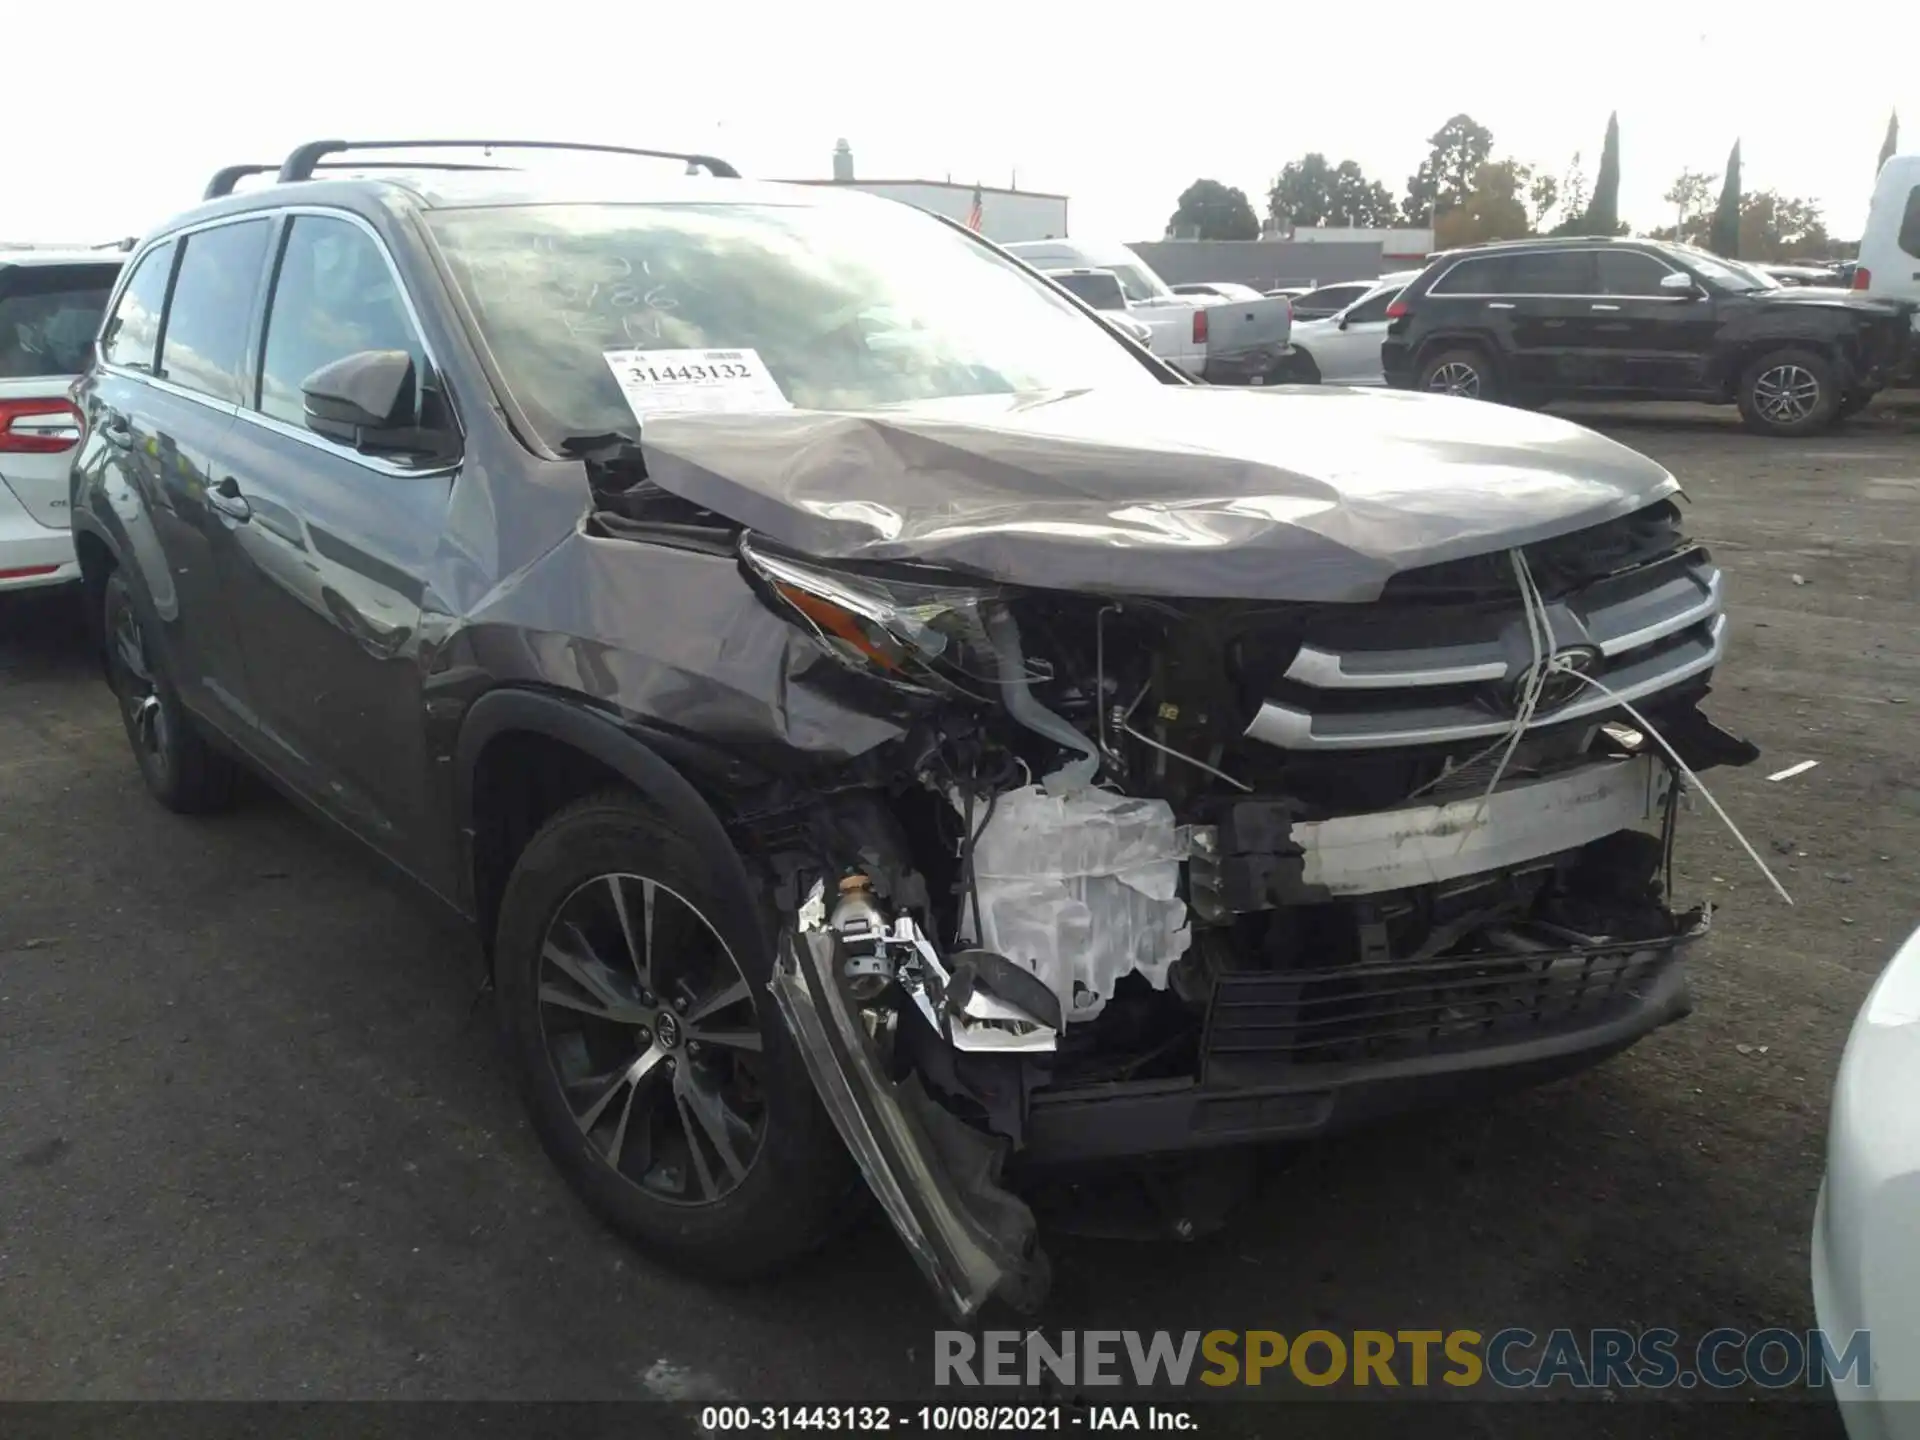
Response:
[636,385,1682,603]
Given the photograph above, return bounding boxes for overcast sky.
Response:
[11,1,1915,247]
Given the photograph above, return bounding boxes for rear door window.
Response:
[99,242,176,373]
[159,219,272,404]
[1899,186,1920,259]
[1343,289,1397,325]
[0,263,120,378]
[1430,257,1508,294]
[255,215,428,427]
[1503,251,1596,295]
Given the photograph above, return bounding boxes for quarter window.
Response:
[99,242,175,372]
[257,216,427,427]
[160,220,272,404]
[1595,251,1678,296]
[1899,186,1920,260]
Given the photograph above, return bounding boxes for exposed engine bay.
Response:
[587,440,1756,1322]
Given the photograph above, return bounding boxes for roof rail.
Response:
[275,139,741,184]
[204,159,515,201]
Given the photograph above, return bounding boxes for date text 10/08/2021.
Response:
[699,1407,1197,1432]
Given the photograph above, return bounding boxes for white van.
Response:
[1855,154,1920,327]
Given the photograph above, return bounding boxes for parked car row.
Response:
[1183,226,1915,438]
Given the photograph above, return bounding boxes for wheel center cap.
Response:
[654,1011,682,1050]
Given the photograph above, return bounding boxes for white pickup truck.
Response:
[1003,238,1292,384]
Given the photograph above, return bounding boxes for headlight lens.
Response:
[740,537,1002,699]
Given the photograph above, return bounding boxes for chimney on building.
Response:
[832,139,854,182]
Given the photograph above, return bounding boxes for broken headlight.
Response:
[740,536,1005,699]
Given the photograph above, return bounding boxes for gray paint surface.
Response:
[639,385,1681,603]
[1129,240,1387,291]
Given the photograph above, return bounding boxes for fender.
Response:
[453,687,766,954]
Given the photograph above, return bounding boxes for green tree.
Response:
[1546,152,1591,235]
[1526,170,1561,231]
[1662,167,1717,244]
[1579,112,1622,235]
[1167,179,1259,240]
[1433,161,1534,248]
[1401,114,1495,223]
[1268,153,1338,227]
[1738,190,1832,260]
[1710,141,1742,257]
[1326,161,1400,227]
[1880,110,1900,174]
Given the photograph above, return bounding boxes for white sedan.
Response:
[1813,923,1920,1439]
[1284,271,1419,387]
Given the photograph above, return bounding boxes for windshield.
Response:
[1669,244,1780,292]
[428,201,1157,446]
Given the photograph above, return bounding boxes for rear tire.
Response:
[102,570,238,814]
[1736,348,1838,436]
[495,790,855,1281]
[1417,346,1499,403]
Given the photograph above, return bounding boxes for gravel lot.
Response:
[3,403,1916,1434]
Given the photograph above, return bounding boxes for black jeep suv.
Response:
[72,139,1757,1319]
[1379,236,1914,436]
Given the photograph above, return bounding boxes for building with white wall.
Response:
[778,142,1068,243]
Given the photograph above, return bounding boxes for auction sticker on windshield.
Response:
[604,348,792,418]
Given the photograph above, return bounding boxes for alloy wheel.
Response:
[1426,362,1482,398]
[537,872,767,1206]
[1752,364,1821,425]
[111,601,171,762]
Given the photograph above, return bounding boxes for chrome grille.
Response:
[1245,546,1724,753]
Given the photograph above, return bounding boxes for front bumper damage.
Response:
[771,925,1050,1321]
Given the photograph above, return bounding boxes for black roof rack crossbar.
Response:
[204,159,515,200]
[276,139,741,184]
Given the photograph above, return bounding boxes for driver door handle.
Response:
[1590,303,1622,311]
[1486,301,1516,309]
[207,476,251,522]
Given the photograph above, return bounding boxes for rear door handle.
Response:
[207,476,251,522]
[1487,302,1516,310]
[1590,303,1622,311]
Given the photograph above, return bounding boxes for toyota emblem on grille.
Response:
[1504,645,1601,714]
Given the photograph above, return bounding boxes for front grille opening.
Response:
[1202,832,1693,1081]
[1382,500,1689,602]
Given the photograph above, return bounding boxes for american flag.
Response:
[965,184,984,232]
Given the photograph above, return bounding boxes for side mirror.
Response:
[1660,271,1699,296]
[1336,314,1351,330]
[302,349,443,456]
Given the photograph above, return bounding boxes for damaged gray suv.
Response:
[71,139,1758,1320]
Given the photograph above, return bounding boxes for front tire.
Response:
[102,570,238,814]
[1736,348,1838,436]
[495,791,854,1280]
[1417,346,1499,403]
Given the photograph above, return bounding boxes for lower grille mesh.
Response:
[1204,936,1684,1072]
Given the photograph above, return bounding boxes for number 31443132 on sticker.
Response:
[603,346,792,418]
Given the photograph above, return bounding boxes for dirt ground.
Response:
[3,401,1916,1435]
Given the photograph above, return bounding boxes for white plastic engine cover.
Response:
[963,784,1191,1023]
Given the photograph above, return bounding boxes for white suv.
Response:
[1,251,122,592]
